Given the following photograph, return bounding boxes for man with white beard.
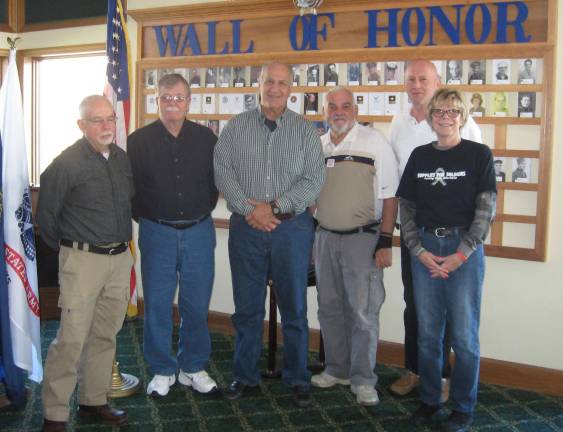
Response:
[128,74,219,398]
[311,87,398,406]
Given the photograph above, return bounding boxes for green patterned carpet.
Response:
[1,319,563,431]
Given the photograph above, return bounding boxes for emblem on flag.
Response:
[15,188,36,261]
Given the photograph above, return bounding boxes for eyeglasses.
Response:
[430,108,461,119]
[159,95,188,103]
[85,116,117,125]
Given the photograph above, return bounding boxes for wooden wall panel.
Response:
[130,0,555,261]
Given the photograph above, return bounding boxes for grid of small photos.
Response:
[140,57,546,251]
[143,59,542,183]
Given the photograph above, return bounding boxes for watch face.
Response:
[273,206,280,214]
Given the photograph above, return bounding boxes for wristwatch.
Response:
[270,201,281,216]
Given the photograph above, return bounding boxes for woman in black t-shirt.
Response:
[396,88,496,432]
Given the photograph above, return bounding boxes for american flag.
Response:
[105,0,131,151]
[104,0,138,316]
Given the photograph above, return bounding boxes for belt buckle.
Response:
[434,227,447,238]
[108,247,117,255]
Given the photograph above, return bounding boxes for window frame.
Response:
[21,44,106,184]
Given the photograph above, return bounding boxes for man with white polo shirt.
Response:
[311,86,398,406]
[389,60,482,401]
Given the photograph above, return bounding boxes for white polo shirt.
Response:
[316,123,399,230]
[389,113,482,176]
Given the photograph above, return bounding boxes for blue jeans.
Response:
[139,217,215,375]
[411,229,484,414]
[228,212,314,387]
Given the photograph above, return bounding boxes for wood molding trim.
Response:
[20,17,105,33]
[19,43,106,58]
[132,299,563,397]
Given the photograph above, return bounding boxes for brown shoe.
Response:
[42,419,67,432]
[78,404,128,425]
[389,371,419,396]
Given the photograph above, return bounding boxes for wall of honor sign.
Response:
[139,1,547,58]
[132,0,555,261]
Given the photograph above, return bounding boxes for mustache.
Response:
[164,106,182,112]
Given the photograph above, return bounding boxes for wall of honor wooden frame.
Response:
[130,0,556,261]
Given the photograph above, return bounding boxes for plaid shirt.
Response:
[214,107,325,216]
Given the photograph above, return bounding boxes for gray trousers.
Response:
[314,229,386,387]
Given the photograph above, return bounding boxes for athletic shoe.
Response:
[311,372,351,388]
[147,374,176,397]
[351,385,379,406]
[178,370,217,394]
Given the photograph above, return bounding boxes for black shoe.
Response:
[77,404,128,425]
[292,385,312,408]
[411,403,448,427]
[42,419,67,432]
[442,410,473,432]
[225,380,246,400]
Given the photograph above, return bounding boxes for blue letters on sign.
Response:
[154,25,181,56]
[289,13,335,51]
[402,8,426,46]
[365,1,531,48]
[427,5,463,45]
[495,1,532,43]
[465,4,492,44]
[153,20,254,56]
[365,9,400,48]
[152,1,532,57]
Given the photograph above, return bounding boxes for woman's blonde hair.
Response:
[426,87,468,129]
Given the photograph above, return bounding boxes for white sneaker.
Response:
[311,371,351,388]
[147,374,176,396]
[178,370,217,394]
[351,385,380,406]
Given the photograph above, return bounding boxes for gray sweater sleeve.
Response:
[399,197,425,256]
[458,190,497,257]
[399,192,496,258]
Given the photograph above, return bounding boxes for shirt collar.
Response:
[258,105,288,126]
[328,122,360,147]
[80,137,118,158]
[157,118,188,140]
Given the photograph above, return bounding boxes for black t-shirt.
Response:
[396,139,496,228]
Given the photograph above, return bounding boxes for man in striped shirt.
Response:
[214,62,325,407]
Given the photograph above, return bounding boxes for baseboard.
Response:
[134,300,563,397]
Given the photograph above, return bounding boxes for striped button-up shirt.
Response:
[214,107,325,216]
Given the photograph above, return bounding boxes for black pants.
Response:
[401,236,451,378]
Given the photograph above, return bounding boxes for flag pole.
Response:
[104,0,141,398]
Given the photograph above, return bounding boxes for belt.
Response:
[148,214,209,229]
[60,239,128,255]
[320,221,380,235]
[422,226,467,238]
[276,212,294,221]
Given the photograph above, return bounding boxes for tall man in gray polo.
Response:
[311,87,398,405]
[38,95,133,432]
[214,62,325,407]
